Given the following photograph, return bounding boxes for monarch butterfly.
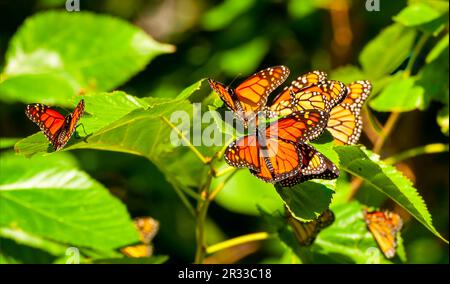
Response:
[279,143,339,187]
[25,99,85,151]
[364,209,403,259]
[224,110,329,183]
[267,71,347,117]
[121,217,159,258]
[268,71,372,145]
[208,66,290,127]
[288,208,335,246]
[327,80,372,145]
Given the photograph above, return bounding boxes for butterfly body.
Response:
[25,99,85,151]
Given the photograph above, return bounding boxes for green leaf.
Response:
[0,11,174,105]
[369,75,426,112]
[201,0,256,31]
[275,182,334,222]
[393,2,444,27]
[92,255,168,264]
[359,23,416,79]
[335,146,447,243]
[426,33,449,63]
[0,152,139,250]
[417,49,449,104]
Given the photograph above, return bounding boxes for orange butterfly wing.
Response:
[279,143,339,187]
[224,135,260,171]
[269,78,346,118]
[210,66,290,124]
[234,66,289,116]
[55,99,85,150]
[251,138,301,182]
[208,79,240,114]
[364,210,403,259]
[270,70,328,110]
[249,110,329,183]
[327,81,371,145]
[25,104,65,143]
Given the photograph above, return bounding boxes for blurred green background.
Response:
[0,0,448,263]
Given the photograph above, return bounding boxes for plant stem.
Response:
[172,183,196,217]
[194,175,212,264]
[206,232,270,255]
[384,143,449,165]
[160,116,210,165]
[209,168,238,201]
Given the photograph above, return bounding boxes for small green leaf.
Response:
[275,182,334,222]
[369,75,426,112]
[359,23,416,79]
[335,146,447,243]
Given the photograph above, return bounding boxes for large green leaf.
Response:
[335,146,447,243]
[0,152,139,251]
[0,11,174,105]
[359,23,416,79]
